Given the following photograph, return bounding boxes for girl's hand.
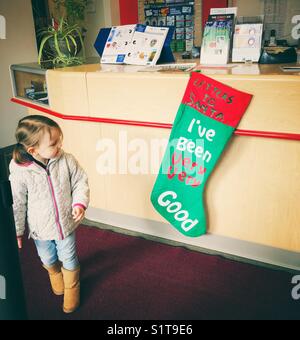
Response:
[72,206,85,223]
[17,237,23,249]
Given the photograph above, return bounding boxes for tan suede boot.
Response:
[61,267,80,314]
[43,262,64,296]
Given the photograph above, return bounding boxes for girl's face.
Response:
[29,128,62,162]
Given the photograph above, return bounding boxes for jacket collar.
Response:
[17,150,64,172]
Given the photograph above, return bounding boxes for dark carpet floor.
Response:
[19,226,300,320]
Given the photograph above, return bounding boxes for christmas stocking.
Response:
[151,72,253,237]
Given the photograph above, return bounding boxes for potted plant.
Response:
[38,17,86,68]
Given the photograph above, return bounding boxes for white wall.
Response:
[285,0,300,45]
[230,0,300,44]
[0,0,38,148]
[84,0,118,58]
[84,0,121,58]
[231,0,264,16]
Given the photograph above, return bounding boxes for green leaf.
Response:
[54,34,65,58]
[73,27,85,59]
[38,35,53,64]
[65,36,71,53]
[68,35,78,56]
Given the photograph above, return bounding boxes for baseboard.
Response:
[84,207,300,273]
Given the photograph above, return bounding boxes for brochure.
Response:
[232,24,263,62]
[101,24,169,66]
[200,14,235,65]
[125,24,169,66]
[101,25,136,64]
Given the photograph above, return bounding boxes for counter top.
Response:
[50,59,300,77]
[13,55,300,77]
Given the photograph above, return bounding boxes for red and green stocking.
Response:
[151,72,253,237]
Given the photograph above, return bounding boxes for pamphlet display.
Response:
[98,24,172,66]
[232,23,263,62]
[101,25,136,64]
[200,14,235,65]
[124,25,169,66]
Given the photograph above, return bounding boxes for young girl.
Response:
[9,115,90,314]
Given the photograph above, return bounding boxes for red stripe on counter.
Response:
[11,98,174,129]
[11,98,300,141]
[234,129,300,141]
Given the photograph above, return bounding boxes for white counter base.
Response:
[85,207,300,272]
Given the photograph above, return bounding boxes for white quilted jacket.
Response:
[9,150,90,241]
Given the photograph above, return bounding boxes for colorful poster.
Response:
[143,1,195,53]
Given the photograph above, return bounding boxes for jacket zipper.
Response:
[46,166,64,241]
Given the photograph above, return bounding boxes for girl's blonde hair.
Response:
[13,115,63,165]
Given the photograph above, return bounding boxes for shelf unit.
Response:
[10,63,49,106]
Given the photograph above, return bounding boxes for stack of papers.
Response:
[200,14,235,65]
[232,24,263,62]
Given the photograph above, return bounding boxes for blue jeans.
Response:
[34,233,79,271]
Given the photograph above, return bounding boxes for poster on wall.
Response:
[144,1,195,52]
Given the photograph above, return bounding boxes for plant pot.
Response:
[40,60,54,70]
[48,38,79,57]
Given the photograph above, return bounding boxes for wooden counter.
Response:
[15,60,300,268]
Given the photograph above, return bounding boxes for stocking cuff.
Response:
[182,72,253,128]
